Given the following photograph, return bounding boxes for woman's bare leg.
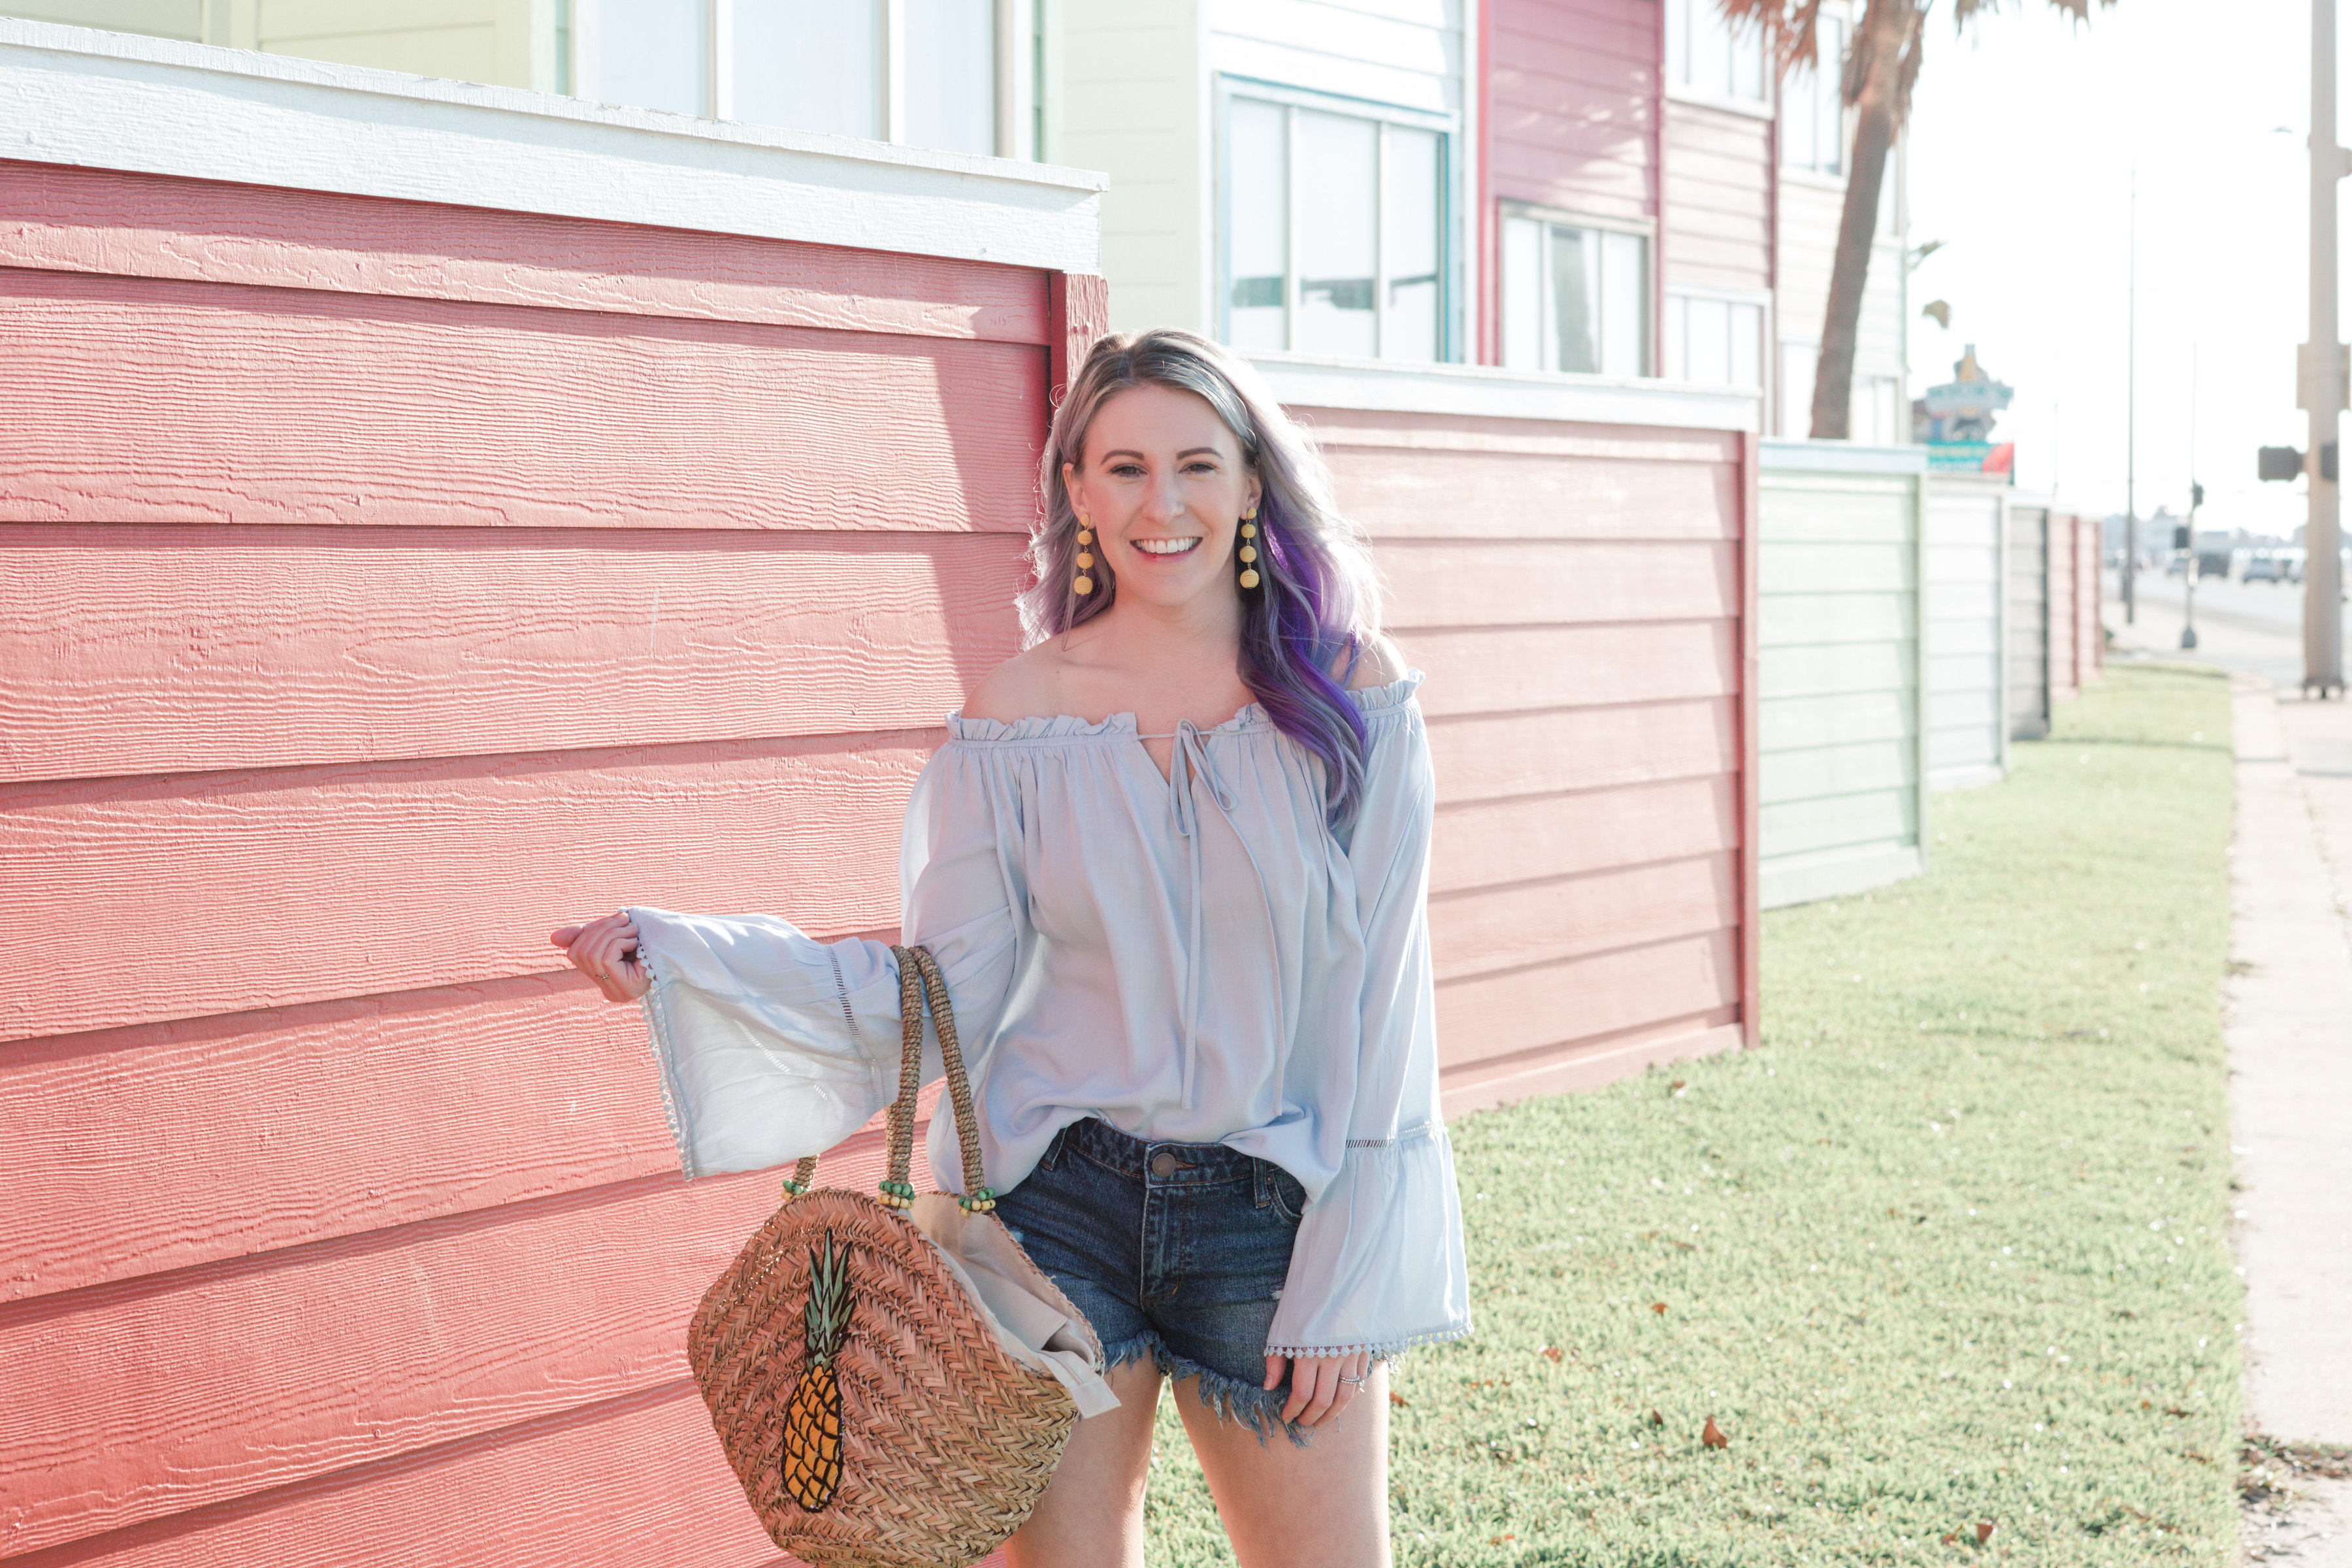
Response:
[1003,1357,1164,1568]
[1174,1362,1390,1568]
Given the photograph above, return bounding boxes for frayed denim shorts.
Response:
[994,1115,1311,1444]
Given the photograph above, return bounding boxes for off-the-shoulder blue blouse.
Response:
[628,671,1472,1360]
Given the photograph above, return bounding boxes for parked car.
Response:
[2244,549,2293,584]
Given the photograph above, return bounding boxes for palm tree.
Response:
[1718,0,2114,438]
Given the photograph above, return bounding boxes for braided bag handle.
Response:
[778,945,994,1213]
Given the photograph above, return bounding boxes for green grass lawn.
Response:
[1142,664,2244,1565]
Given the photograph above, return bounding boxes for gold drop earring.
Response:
[1074,510,1096,596]
[1237,506,1262,589]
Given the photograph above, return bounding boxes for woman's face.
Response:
[1063,383,1262,617]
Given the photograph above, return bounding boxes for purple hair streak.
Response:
[1018,329,1384,830]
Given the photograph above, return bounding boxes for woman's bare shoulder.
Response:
[1340,632,1408,692]
[964,642,1071,724]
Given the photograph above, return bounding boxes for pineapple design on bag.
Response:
[782,1231,851,1511]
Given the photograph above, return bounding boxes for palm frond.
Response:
[1714,0,1831,73]
[1953,0,2117,27]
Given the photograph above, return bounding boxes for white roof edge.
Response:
[0,18,1106,273]
[1245,352,1761,433]
[1759,437,1930,476]
[1925,469,2024,492]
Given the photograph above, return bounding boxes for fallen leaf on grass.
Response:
[1703,1416,1729,1449]
[1652,1301,1668,1315]
[1389,1390,1408,1407]
[1648,1409,1664,1426]
[1540,1345,1563,1363]
[1976,1521,1995,1544]
[1490,1535,1516,1544]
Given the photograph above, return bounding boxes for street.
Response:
[2109,567,2323,693]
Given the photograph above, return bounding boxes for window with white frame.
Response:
[1781,10,1848,174]
[1222,88,1449,362]
[563,0,1015,157]
[1499,211,1648,377]
[1780,341,1816,436]
[1663,291,1763,388]
[1663,0,1767,105]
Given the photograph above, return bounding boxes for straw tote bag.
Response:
[685,945,1106,1568]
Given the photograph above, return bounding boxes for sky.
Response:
[1899,0,2323,537]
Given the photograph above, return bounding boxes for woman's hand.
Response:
[1266,1349,1371,1429]
[549,913,651,1003]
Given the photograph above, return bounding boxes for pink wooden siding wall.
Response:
[1482,0,1660,363]
[1488,0,1658,223]
[1305,408,1761,1115]
[2048,508,2081,704]
[0,155,1102,1567]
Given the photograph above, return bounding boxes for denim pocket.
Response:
[1266,1167,1307,1224]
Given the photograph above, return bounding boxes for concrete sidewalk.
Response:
[2109,595,2352,1560]
[2223,677,2352,1564]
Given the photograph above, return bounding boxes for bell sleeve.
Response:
[1265,691,1474,1360]
[625,742,1024,1180]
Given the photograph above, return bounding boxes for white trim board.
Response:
[1760,438,1927,478]
[0,18,1105,272]
[1247,353,1760,433]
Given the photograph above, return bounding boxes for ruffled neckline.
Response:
[946,670,1424,744]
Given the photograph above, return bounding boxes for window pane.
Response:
[1228,99,1288,350]
[1689,3,1731,97]
[1382,125,1441,362]
[1295,110,1377,358]
[1685,295,1731,385]
[1550,223,1601,374]
[1599,229,1645,377]
[1780,340,1816,436]
[904,0,995,155]
[1729,300,1762,388]
[589,0,705,117]
[1664,0,1690,88]
[1783,61,1818,169]
[1501,214,1544,370]
[1731,18,1765,102]
[1663,292,1688,380]
[734,0,881,138]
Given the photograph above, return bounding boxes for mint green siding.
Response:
[1757,440,1929,909]
[1923,476,2011,789]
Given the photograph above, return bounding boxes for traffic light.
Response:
[2259,446,2305,482]
[2173,525,2191,549]
[2191,482,2205,508]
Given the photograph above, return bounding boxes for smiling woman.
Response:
[553,330,1472,1568]
[1009,332,1388,827]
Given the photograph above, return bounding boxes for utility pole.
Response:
[2125,169,2138,625]
[2306,0,2347,696]
[2184,344,2200,651]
